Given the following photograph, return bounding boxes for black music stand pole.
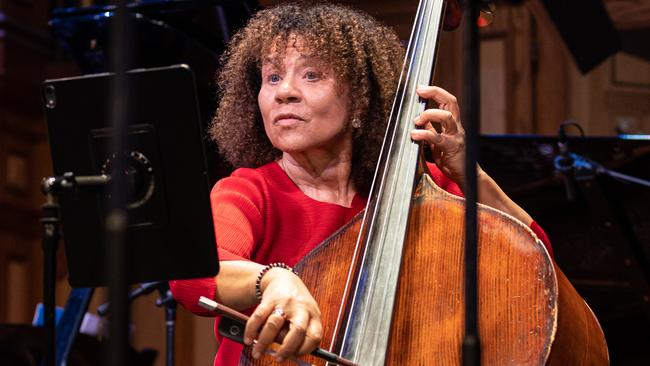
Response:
[107,1,131,365]
[40,186,59,366]
[462,1,481,365]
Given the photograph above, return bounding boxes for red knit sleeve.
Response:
[530,221,554,258]
[168,278,217,316]
[426,161,464,197]
[210,173,265,261]
[169,170,266,316]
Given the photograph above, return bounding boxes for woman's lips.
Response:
[274,114,304,126]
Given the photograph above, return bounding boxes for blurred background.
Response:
[0,0,648,365]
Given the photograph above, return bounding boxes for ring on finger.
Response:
[272,307,286,318]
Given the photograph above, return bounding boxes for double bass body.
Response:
[294,174,609,365]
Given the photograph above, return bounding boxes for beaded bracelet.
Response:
[255,262,299,302]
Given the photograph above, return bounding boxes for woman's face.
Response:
[258,41,352,157]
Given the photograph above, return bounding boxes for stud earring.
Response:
[351,118,361,129]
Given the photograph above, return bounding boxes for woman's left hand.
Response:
[410,85,466,186]
[410,86,535,226]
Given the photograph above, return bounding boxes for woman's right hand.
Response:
[244,267,324,363]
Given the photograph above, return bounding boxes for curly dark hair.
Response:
[210,2,404,193]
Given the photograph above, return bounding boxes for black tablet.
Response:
[43,65,218,287]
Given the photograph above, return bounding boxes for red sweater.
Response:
[169,161,553,365]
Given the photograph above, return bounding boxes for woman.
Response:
[170,3,553,365]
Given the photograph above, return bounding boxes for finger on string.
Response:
[414,118,437,136]
[414,130,461,157]
[411,129,443,146]
[244,301,274,346]
[252,306,287,359]
[416,108,458,134]
[274,310,310,362]
[416,86,461,119]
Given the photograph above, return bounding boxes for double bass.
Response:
[241,0,609,364]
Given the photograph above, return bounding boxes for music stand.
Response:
[41,64,219,363]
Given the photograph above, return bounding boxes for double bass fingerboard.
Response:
[334,0,447,364]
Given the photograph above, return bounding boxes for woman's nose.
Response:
[275,78,301,103]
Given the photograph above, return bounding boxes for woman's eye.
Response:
[305,71,320,80]
[268,74,281,83]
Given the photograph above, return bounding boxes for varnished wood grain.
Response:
[384,175,557,365]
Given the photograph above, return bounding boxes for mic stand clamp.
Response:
[558,153,650,188]
[39,172,110,366]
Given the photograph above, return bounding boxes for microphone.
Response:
[97,281,163,316]
[553,122,583,202]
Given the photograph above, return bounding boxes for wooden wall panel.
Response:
[508,7,534,133]
[480,38,507,134]
[7,258,31,322]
